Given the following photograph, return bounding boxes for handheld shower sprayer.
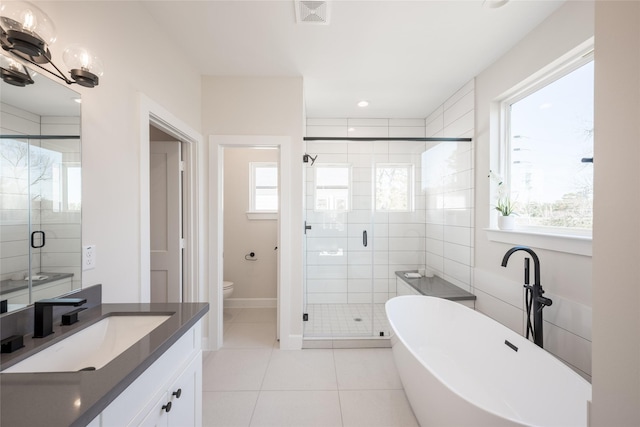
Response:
[303,153,317,165]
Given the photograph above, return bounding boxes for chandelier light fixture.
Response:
[0,1,103,87]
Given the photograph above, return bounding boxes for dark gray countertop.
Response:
[0,272,75,295]
[0,302,209,427]
[395,271,476,301]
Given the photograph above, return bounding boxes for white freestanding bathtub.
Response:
[386,296,591,427]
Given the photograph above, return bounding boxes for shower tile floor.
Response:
[303,303,392,338]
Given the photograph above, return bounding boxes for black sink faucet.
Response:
[33,298,87,338]
[501,246,552,348]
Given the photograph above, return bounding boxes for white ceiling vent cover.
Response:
[295,1,330,25]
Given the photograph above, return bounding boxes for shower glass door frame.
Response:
[303,139,375,338]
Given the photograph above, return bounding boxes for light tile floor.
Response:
[203,307,418,427]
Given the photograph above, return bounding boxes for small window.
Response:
[314,164,351,211]
[502,56,593,234]
[375,163,414,212]
[65,165,82,211]
[250,162,278,212]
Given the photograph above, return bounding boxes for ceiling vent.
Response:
[295,1,330,25]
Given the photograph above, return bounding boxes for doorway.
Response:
[149,125,185,303]
[209,135,293,350]
[222,147,279,307]
[138,94,203,328]
[221,147,279,342]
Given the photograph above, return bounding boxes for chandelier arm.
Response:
[40,55,75,85]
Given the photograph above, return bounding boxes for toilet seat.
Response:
[223,280,234,300]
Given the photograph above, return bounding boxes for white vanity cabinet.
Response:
[98,321,202,427]
[137,353,201,427]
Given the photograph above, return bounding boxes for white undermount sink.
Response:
[2,315,171,373]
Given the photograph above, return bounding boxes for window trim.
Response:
[497,48,594,238]
[485,228,592,257]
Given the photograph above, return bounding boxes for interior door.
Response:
[150,140,182,303]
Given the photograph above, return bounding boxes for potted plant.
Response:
[489,170,517,230]
[495,197,516,230]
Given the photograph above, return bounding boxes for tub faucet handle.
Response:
[536,296,553,313]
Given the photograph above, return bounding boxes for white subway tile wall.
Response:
[304,117,471,337]
[422,80,475,293]
[473,268,592,379]
[304,125,427,311]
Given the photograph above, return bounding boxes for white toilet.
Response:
[223,281,234,299]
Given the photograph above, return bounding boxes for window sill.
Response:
[484,228,592,256]
[246,211,278,221]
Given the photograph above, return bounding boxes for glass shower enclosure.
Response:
[303,138,428,339]
[0,135,82,312]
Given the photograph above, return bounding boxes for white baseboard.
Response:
[224,297,277,308]
[280,334,303,350]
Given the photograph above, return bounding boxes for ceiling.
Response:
[143,0,563,119]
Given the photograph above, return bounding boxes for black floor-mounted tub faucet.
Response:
[501,246,552,348]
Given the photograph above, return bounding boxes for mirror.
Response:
[0,70,82,314]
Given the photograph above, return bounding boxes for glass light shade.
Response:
[0,1,56,46]
[0,51,34,86]
[62,44,104,76]
[1,51,25,72]
[63,44,103,87]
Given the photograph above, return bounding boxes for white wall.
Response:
[592,2,640,425]
[202,76,304,348]
[223,148,278,302]
[36,2,202,303]
[424,80,475,292]
[473,1,594,378]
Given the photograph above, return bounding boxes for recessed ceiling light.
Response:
[348,127,355,132]
[357,101,369,107]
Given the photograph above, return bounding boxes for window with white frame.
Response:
[502,55,594,234]
[249,162,278,212]
[375,163,414,212]
[314,164,351,211]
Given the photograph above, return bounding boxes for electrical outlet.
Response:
[83,245,96,270]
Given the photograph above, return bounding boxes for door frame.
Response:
[138,94,203,308]
[209,135,292,350]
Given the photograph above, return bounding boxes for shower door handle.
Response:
[31,231,45,249]
[363,230,368,247]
